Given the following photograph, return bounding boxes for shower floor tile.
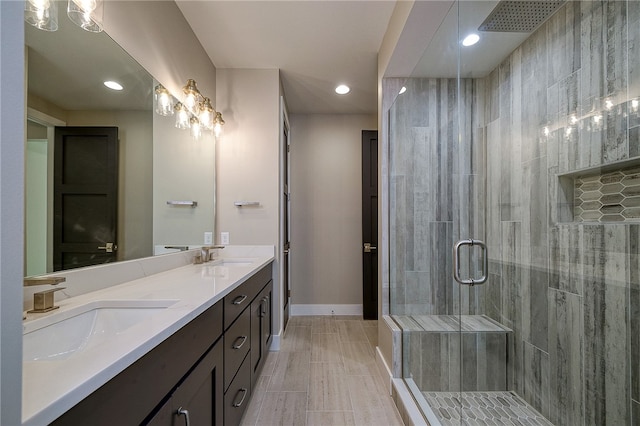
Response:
[422,391,552,426]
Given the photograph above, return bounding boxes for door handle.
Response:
[453,239,488,286]
[97,242,117,253]
[364,243,377,253]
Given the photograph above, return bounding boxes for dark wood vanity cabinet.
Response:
[146,339,224,425]
[50,262,273,426]
[251,280,273,387]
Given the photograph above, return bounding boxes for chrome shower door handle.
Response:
[453,239,488,286]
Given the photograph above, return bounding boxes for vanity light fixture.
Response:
[159,79,224,139]
[213,112,225,138]
[199,97,214,130]
[103,80,123,91]
[462,33,480,47]
[335,84,350,95]
[25,0,58,31]
[67,0,103,33]
[183,79,201,111]
[154,84,174,116]
[174,102,191,130]
[190,117,202,140]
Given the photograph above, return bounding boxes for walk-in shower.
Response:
[386,1,639,424]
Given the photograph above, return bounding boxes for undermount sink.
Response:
[23,299,178,362]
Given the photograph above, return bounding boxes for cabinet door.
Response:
[250,295,263,386]
[262,281,273,350]
[224,354,252,426]
[146,339,224,425]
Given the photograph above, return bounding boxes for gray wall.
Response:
[389,1,640,424]
[289,114,377,309]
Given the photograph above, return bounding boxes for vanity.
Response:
[22,248,274,426]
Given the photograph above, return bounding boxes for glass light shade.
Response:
[67,0,103,33]
[199,98,214,130]
[190,117,202,140]
[213,112,225,138]
[174,103,191,130]
[183,79,201,111]
[154,85,174,116]
[25,0,58,31]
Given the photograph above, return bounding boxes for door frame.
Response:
[279,96,291,337]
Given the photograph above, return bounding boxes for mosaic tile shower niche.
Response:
[573,165,640,222]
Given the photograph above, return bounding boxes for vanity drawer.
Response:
[223,264,272,329]
[224,307,251,391]
[224,353,252,426]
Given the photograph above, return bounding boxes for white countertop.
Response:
[22,250,274,425]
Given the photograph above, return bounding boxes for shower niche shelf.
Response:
[557,157,640,223]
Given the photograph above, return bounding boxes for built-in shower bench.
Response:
[392,315,512,392]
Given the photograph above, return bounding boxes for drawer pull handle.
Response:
[232,335,248,349]
[232,388,248,407]
[232,295,248,305]
[260,296,268,316]
[176,407,191,426]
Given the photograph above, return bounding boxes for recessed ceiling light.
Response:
[335,84,350,95]
[399,86,407,95]
[104,81,123,91]
[462,33,480,47]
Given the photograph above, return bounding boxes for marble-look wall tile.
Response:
[549,289,583,425]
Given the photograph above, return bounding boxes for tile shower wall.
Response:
[389,1,640,424]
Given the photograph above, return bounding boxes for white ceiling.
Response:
[175,0,397,114]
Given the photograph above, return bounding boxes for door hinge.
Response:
[288,290,291,298]
[287,144,290,153]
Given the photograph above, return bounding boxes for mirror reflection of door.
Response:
[53,126,118,271]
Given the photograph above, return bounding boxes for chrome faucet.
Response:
[194,245,225,264]
[24,276,67,314]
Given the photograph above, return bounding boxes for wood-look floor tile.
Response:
[306,411,356,426]
[287,316,314,327]
[240,375,270,426]
[362,320,378,328]
[311,316,338,334]
[363,325,378,347]
[336,320,368,342]
[268,351,311,392]
[307,363,352,411]
[347,375,404,426]
[341,340,378,375]
[261,351,279,376]
[311,333,343,363]
[255,391,308,425]
[281,326,313,352]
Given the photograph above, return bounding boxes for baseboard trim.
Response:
[290,304,363,316]
[375,346,393,394]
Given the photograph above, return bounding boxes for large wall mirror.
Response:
[25,1,215,277]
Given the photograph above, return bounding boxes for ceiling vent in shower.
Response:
[478,0,566,33]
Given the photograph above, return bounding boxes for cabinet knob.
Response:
[176,407,191,426]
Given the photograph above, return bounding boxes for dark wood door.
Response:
[54,126,118,271]
[362,130,378,320]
